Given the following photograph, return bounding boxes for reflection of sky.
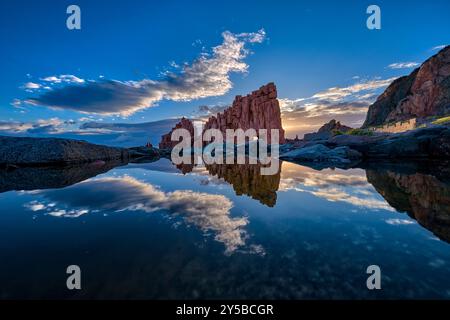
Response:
[19,159,416,254]
[5,159,450,298]
[279,162,395,212]
[21,159,411,257]
[181,160,395,212]
[25,175,257,255]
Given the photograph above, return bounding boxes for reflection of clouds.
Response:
[24,176,255,255]
[386,219,415,225]
[279,162,395,211]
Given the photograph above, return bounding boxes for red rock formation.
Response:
[159,117,194,149]
[363,45,450,127]
[203,83,286,144]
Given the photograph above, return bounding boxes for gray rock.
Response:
[0,135,130,166]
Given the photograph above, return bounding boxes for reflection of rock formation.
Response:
[0,160,127,193]
[366,164,450,242]
[205,163,281,207]
[176,163,195,175]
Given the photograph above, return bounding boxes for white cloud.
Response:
[41,74,85,84]
[387,62,420,69]
[0,117,74,134]
[26,29,266,116]
[431,45,447,51]
[311,78,397,102]
[279,78,396,137]
[27,176,259,254]
[385,218,415,225]
[22,82,41,90]
[279,163,395,212]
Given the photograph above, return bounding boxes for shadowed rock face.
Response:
[203,83,286,144]
[327,126,450,159]
[0,135,129,166]
[0,160,127,193]
[366,163,450,242]
[363,46,450,127]
[205,163,281,207]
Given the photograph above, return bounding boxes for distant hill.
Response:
[79,118,182,147]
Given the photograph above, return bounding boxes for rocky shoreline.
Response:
[0,135,161,168]
[280,124,450,167]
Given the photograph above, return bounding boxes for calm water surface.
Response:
[0,159,449,299]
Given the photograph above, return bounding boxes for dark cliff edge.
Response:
[363,45,450,127]
[0,135,130,166]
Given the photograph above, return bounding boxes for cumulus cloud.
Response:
[280,78,396,137]
[0,118,72,134]
[41,74,85,84]
[194,104,230,120]
[26,176,257,255]
[310,78,396,102]
[22,82,41,90]
[387,62,420,69]
[0,117,183,147]
[25,29,266,116]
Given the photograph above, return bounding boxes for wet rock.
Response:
[280,144,362,163]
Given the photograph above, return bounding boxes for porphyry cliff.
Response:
[363,45,450,127]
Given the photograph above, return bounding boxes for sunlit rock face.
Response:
[363,46,450,127]
[159,117,195,149]
[203,83,286,144]
[366,165,450,242]
[205,163,281,207]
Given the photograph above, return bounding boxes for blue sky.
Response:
[0,0,449,144]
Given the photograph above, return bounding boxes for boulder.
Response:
[280,144,362,163]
